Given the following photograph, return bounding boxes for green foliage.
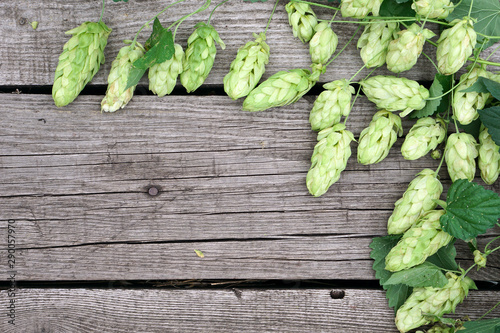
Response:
[462,318,500,332]
[479,106,500,146]
[410,74,452,119]
[426,241,458,271]
[379,0,416,17]
[384,262,448,288]
[440,180,500,241]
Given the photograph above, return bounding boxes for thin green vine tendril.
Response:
[168,0,211,40]
[433,142,447,176]
[325,25,362,67]
[207,0,230,25]
[484,235,500,252]
[468,0,474,18]
[293,0,339,11]
[130,0,188,49]
[485,42,500,61]
[343,84,361,125]
[421,51,439,72]
[348,64,367,84]
[99,0,105,22]
[264,0,280,35]
[479,300,500,320]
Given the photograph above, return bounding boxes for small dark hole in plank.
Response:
[330,290,345,299]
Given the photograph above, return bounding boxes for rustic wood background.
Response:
[1,0,499,332]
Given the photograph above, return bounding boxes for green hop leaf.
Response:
[462,318,500,332]
[462,76,500,100]
[135,18,175,69]
[479,106,500,146]
[440,179,500,241]
[426,241,458,271]
[384,262,448,288]
[410,74,452,118]
[379,0,416,17]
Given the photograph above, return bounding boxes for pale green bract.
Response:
[180,22,225,93]
[149,43,184,97]
[224,32,270,100]
[357,110,403,165]
[53,21,111,107]
[340,0,383,19]
[357,20,399,68]
[411,0,454,19]
[385,210,453,272]
[387,169,443,235]
[452,65,490,125]
[444,132,478,182]
[473,250,487,269]
[306,124,354,197]
[285,1,318,43]
[401,117,446,160]
[395,272,475,332]
[309,79,355,131]
[309,22,338,65]
[478,126,500,185]
[101,44,144,113]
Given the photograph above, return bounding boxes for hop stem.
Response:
[99,0,105,22]
[264,0,280,35]
[168,0,211,40]
[325,25,362,67]
[207,0,231,25]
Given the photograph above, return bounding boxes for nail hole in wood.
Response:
[148,186,159,196]
[330,290,345,299]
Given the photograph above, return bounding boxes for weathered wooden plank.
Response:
[1,288,499,333]
[4,0,498,88]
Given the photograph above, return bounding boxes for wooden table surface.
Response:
[1,0,499,332]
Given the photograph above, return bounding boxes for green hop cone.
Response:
[473,250,487,269]
[285,1,318,43]
[242,69,316,112]
[52,21,111,107]
[224,32,270,100]
[436,18,476,76]
[444,132,478,182]
[385,210,453,272]
[452,65,490,125]
[309,22,338,65]
[309,79,355,131]
[401,117,446,160]
[386,23,435,73]
[340,0,383,19]
[387,169,443,235]
[306,124,355,197]
[357,110,403,165]
[101,43,144,112]
[357,20,400,68]
[148,43,184,97]
[360,75,429,116]
[478,126,500,185]
[181,22,225,93]
[411,0,454,19]
[395,272,475,333]
[417,323,454,333]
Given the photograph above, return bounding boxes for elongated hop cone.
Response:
[53,21,111,107]
[357,20,399,68]
[437,18,476,76]
[387,169,443,235]
[385,210,453,272]
[478,126,500,185]
[285,1,318,43]
[360,75,429,116]
[452,65,490,125]
[242,69,316,112]
[101,44,144,112]
[395,272,475,332]
[357,110,403,165]
[386,23,435,73]
[340,0,383,19]
[309,79,355,131]
[224,32,270,100]
[148,43,184,97]
[411,0,454,19]
[444,132,478,182]
[181,22,225,93]
[309,22,338,65]
[306,124,355,197]
[401,117,446,160]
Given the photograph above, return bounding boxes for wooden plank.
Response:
[4,0,498,87]
[1,288,499,332]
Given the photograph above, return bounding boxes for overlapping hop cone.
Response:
[401,117,446,160]
[444,132,478,182]
[478,126,500,185]
[357,20,400,68]
[285,1,318,43]
[340,0,383,19]
[149,43,185,97]
[411,0,455,19]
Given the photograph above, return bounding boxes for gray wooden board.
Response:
[2,0,500,87]
[1,288,499,333]
[1,94,499,281]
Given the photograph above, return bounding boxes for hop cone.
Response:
[386,23,435,73]
[357,20,399,68]
[306,124,355,197]
[242,69,316,112]
[478,126,500,185]
[411,0,454,19]
[309,79,355,131]
[444,132,478,182]
[436,18,476,75]
[53,21,111,107]
[395,272,475,332]
[224,32,270,100]
[340,0,383,19]
[387,169,443,235]
[180,22,225,93]
[101,44,144,112]
[285,1,318,43]
[148,43,184,97]
[416,324,454,333]
[309,22,338,65]
[385,210,453,272]
[360,75,429,116]
[357,110,403,165]
[452,65,490,125]
[401,117,446,160]
[473,250,487,269]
